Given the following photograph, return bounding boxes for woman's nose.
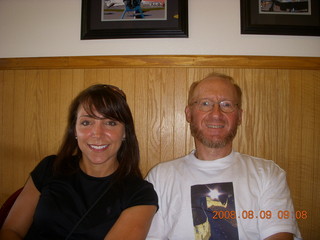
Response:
[92,122,103,137]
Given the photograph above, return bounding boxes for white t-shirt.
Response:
[146,150,301,240]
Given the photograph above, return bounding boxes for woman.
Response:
[0,84,158,240]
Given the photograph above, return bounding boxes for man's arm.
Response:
[265,232,293,240]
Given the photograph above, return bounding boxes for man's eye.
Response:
[221,101,232,107]
[201,100,211,106]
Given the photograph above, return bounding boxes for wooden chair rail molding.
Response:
[0,55,319,239]
[0,55,320,70]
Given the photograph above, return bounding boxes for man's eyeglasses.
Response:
[192,99,239,113]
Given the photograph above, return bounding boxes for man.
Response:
[146,73,301,240]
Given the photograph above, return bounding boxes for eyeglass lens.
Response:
[195,99,237,113]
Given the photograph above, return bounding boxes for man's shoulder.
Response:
[235,152,284,173]
[146,154,190,179]
[236,151,274,163]
[152,155,187,170]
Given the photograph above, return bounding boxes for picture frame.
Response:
[240,0,320,36]
[81,0,188,39]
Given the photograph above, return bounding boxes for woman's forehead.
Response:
[77,104,104,117]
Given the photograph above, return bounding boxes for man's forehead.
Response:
[193,77,235,96]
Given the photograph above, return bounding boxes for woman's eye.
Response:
[80,120,91,126]
[105,121,117,126]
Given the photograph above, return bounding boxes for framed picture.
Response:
[240,0,320,36]
[81,0,188,39]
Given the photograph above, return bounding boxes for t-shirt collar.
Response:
[185,149,235,170]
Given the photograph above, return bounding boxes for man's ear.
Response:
[237,109,243,125]
[185,105,191,123]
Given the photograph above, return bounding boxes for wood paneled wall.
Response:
[0,56,319,239]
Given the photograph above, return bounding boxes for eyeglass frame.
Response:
[191,99,239,113]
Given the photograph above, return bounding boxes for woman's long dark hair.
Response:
[54,84,142,179]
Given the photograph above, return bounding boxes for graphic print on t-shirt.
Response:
[191,182,239,240]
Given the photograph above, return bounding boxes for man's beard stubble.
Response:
[190,123,238,149]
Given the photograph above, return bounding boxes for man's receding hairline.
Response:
[187,73,242,108]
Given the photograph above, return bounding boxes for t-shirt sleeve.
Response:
[125,178,158,210]
[30,155,56,192]
[145,167,167,240]
[259,162,302,239]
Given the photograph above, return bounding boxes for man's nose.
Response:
[205,104,224,120]
[210,103,223,114]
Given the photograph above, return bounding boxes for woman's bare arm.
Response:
[0,177,40,240]
[104,205,157,240]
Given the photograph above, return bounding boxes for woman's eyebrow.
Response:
[78,114,91,118]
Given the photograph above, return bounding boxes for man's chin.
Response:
[191,125,237,149]
[196,136,227,148]
[204,140,227,149]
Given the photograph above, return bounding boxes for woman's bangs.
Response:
[82,96,123,122]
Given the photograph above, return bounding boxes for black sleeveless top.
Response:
[25,155,158,240]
